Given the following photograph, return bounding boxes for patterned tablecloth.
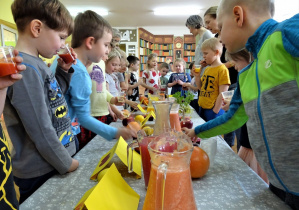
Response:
[20,113,290,210]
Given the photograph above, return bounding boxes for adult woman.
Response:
[204,6,238,87]
[185,15,213,71]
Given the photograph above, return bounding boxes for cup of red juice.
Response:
[0,46,18,77]
[57,44,74,64]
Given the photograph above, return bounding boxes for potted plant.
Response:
[172,91,194,129]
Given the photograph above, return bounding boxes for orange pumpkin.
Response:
[190,146,210,178]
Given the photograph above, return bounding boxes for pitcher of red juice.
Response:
[127,130,156,188]
[128,100,174,188]
[169,102,181,131]
[143,131,197,210]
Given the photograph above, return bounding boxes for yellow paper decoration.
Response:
[90,137,141,180]
[75,164,140,210]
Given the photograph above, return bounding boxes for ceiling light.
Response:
[68,7,109,17]
[154,6,202,16]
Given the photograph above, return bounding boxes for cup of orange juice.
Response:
[194,64,201,73]
[57,44,75,64]
[0,46,18,77]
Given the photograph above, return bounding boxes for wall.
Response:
[142,26,189,37]
[0,0,16,29]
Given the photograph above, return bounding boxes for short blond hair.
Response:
[201,38,223,55]
[174,58,186,67]
[218,0,273,17]
[106,49,121,63]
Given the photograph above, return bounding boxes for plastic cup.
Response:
[57,44,75,64]
[118,91,126,103]
[0,46,18,77]
[200,137,217,167]
[221,90,234,102]
[194,65,201,73]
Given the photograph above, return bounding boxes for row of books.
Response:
[183,56,195,62]
[140,39,153,48]
[184,43,196,50]
[139,56,149,63]
[152,44,173,50]
[157,56,173,62]
[152,50,173,56]
[139,48,153,56]
[184,51,195,56]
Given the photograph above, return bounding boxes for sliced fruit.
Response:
[143,126,154,136]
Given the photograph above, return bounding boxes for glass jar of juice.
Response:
[143,131,197,210]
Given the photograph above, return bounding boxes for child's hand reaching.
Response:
[115,127,136,140]
[0,50,26,90]
[57,47,77,72]
[126,100,138,110]
[181,127,197,138]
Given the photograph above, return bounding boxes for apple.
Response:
[122,116,134,126]
[180,119,193,129]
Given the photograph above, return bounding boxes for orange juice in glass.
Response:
[194,64,201,73]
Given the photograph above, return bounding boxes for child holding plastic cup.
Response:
[0,50,25,209]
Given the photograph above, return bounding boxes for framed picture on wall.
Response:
[0,24,18,47]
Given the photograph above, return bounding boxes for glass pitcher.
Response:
[143,131,197,210]
[152,100,173,136]
[127,130,156,188]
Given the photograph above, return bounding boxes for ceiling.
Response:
[60,0,221,35]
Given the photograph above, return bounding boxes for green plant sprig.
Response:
[172,91,194,113]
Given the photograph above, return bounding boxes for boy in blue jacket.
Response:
[52,10,135,149]
[183,0,299,208]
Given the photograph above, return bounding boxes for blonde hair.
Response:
[174,58,186,68]
[218,0,273,17]
[201,38,223,55]
[147,53,158,68]
[106,49,121,63]
[116,48,129,67]
[204,6,218,19]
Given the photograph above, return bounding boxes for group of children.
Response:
[0,0,298,209]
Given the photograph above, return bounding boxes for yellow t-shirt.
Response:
[198,64,231,109]
[87,61,113,117]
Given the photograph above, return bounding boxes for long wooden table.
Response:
[20,112,289,209]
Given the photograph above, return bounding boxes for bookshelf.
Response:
[183,34,196,68]
[138,28,154,72]
[138,28,174,74]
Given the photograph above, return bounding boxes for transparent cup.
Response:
[57,44,75,64]
[117,91,126,103]
[0,46,18,77]
[194,64,201,73]
[222,90,234,102]
[200,137,217,166]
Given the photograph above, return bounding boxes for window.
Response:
[0,24,18,47]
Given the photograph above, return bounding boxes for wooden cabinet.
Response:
[138,28,174,73]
